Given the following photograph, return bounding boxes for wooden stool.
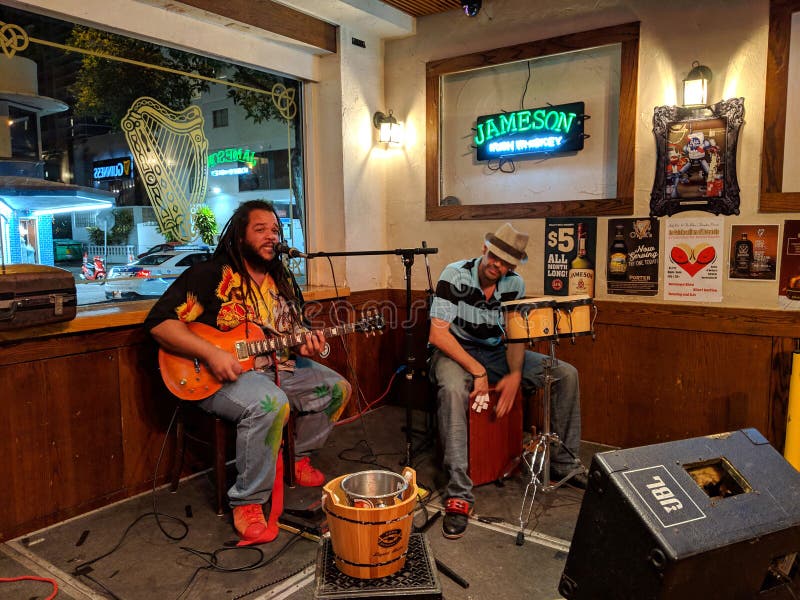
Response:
[170,402,295,515]
[467,387,523,486]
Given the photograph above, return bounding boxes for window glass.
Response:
[0,5,307,307]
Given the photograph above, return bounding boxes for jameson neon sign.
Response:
[474,102,585,161]
[207,147,256,168]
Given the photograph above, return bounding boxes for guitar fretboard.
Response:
[244,323,358,357]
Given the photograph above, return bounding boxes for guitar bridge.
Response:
[234,340,249,360]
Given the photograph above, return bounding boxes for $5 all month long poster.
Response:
[544,218,597,296]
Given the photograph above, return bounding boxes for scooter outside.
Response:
[81,253,107,281]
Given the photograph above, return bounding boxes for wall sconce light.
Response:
[373,109,403,144]
[683,61,712,107]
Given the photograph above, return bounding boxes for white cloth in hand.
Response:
[471,392,490,413]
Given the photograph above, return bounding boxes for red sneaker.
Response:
[294,457,325,487]
[233,504,278,546]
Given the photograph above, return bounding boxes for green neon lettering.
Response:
[532,109,546,130]
[474,122,486,146]
[485,118,500,140]
[516,111,531,132]
[499,113,517,135]
[559,112,577,133]
[544,110,561,131]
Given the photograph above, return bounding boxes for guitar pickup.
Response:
[234,341,249,360]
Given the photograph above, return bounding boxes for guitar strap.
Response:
[273,352,280,386]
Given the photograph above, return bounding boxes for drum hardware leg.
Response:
[514,340,585,544]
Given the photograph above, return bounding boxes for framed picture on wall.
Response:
[650,97,744,217]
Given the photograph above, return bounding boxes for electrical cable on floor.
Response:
[0,575,58,600]
[334,366,402,426]
[73,406,189,572]
[336,438,401,471]
[175,535,306,600]
[72,402,316,600]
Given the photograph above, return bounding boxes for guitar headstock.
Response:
[356,309,385,335]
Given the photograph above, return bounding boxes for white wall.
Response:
[383,0,788,310]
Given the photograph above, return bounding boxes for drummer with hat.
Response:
[428,223,585,540]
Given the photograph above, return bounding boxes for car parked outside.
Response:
[105,248,212,300]
[137,242,211,259]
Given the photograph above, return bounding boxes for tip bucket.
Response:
[322,467,417,579]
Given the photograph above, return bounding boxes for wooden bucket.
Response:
[322,467,417,579]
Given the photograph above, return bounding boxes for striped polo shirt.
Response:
[430,257,525,347]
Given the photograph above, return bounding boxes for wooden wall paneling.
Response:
[0,350,125,540]
[43,350,124,512]
[593,300,800,338]
[119,339,179,492]
[554,324,774,448]
[769,337,795,452]
[0,361,47,538]
[0,328,145,367]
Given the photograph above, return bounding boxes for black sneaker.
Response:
[442,498,472,539]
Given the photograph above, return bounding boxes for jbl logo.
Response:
[646,476,683,513]
[623,465,706,529]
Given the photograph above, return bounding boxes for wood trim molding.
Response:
[594,300,800,338]
[425,22,639,221]
[759,0,800,212]
[176,0,337,54]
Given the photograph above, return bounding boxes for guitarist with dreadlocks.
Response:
[145,200,351,546]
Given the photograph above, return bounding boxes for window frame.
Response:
[759,0,800,212]
[425,22,640,221]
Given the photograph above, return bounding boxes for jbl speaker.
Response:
[559,429,800,599]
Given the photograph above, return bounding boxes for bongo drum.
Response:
[502,298,557,343]
[552,295,596,340]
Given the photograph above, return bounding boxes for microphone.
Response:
[274,242,307,258]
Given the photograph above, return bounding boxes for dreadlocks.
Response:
[215,200,301,323]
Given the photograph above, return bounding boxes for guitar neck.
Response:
[244,323,356,358]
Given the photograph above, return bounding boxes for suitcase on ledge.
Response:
[0,264,77,330]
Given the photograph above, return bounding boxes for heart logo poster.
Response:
[664,217,723,302]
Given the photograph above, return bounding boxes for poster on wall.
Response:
[544,218,597,297]
[664,216,724,302]
[728,224,778,280]
[778,220,800,303]
[606,218,660,296]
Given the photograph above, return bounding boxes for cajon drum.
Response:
[468,388,523,486]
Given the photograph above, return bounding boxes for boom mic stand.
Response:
[302,245,438,467]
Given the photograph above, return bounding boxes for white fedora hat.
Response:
[485,223,529,266]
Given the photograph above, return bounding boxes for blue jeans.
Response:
[429,344,581,504]
[199,359,351,506]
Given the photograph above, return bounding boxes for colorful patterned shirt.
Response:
[144,254,302,367]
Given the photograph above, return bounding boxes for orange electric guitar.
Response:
[159,312,384,401]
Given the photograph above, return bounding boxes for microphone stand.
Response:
[302,245,438,467]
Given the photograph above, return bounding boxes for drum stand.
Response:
[515,339,585,545]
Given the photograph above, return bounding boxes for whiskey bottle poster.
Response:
[544,217,597,296]
[728,224,778,280]
[778,220,800,302]
[664,216,724,302]
[606,218,660,296]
